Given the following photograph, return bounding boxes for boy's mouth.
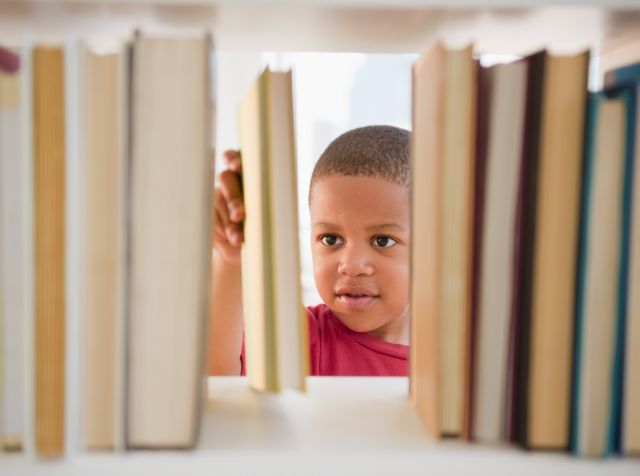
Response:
[335,286,379,311]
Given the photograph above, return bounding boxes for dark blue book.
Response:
[606,62,640,88]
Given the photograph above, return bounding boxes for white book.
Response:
[126,32,213,449]
[64,37,82,457]
[0,43,26,449]
[473,60,527,442]
[19,37,35,457]
[0,49,24,451]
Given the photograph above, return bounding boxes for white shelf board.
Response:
[1,3,639,54]
[5,0,640,8]
[2,377,639,476]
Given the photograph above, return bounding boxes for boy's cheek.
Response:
[312,259,334,286]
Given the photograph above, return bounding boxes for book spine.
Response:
[507,51,545,446]
[570,92,600,455]
[467,59,491,442]
[607,86,637,455]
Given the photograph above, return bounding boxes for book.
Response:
[410,43,444,436]
[410,44,476,438]
[602,31,640,87]
[472,58,527,443]
[125,32,213,449]
[19,38,35,458]
[607,63,640,456]
[81,46,126,450]
[506,50,546,444]
[604,62,640,89]
[623,82,640,457]
[32,45,66,458]
[0,49,25,452]
[525,50,590,449]
[442,46,476,438]
[238,67,308,393]
[572,89,631,457]
[64,37,82,457]
[467,58,488,442]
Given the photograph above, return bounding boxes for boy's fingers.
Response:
[219,170,244,222]
[225,222,244,247]
[214,187,243,247]
[223,149,242,172]
[214,207,232,244]
[214,188,231,229]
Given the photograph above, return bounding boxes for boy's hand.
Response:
[214,150,244,266]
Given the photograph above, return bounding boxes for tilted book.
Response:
[238,67,308,393]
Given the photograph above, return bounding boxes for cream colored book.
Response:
[0,52,25,452]
[126,32,213,449]
[473,59,527,443]
[440,45,476,438]
[411,44,476,438]
[238,68,308,393]
[81,47,126,450]
[574,94,626,458]
[410,43,444,437]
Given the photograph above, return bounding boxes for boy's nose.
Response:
[337,247,374,277]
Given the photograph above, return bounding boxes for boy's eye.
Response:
[320,234,343,247]
[371,235,397,248]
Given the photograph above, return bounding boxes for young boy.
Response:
[209,125,410,376]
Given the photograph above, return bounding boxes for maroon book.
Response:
[505,50,546,446]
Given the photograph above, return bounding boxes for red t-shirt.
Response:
[240,304,408,376]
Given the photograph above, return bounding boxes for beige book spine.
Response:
[528,52,589,449]
[410,43,444,437]
[623,88,640,455]
[82,50,122,450]
[440,45,476,437]
[239,73,271,392]
[578,98,625,457]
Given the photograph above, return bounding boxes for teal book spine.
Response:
[570,92,599,455]
[607,85,637,455]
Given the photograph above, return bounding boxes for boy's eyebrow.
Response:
[366,223,407,232]
[312,222,407,232]
[312,221,338,229]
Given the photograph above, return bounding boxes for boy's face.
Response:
[309,175,410,343]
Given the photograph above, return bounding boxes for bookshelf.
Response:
[2,378,639,475]
[1,1,640,474]
[0,2,638,56]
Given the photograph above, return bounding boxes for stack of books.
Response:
[0,32,215,455]
[410,43,640,458]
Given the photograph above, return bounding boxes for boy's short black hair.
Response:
[309,125,410,201]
